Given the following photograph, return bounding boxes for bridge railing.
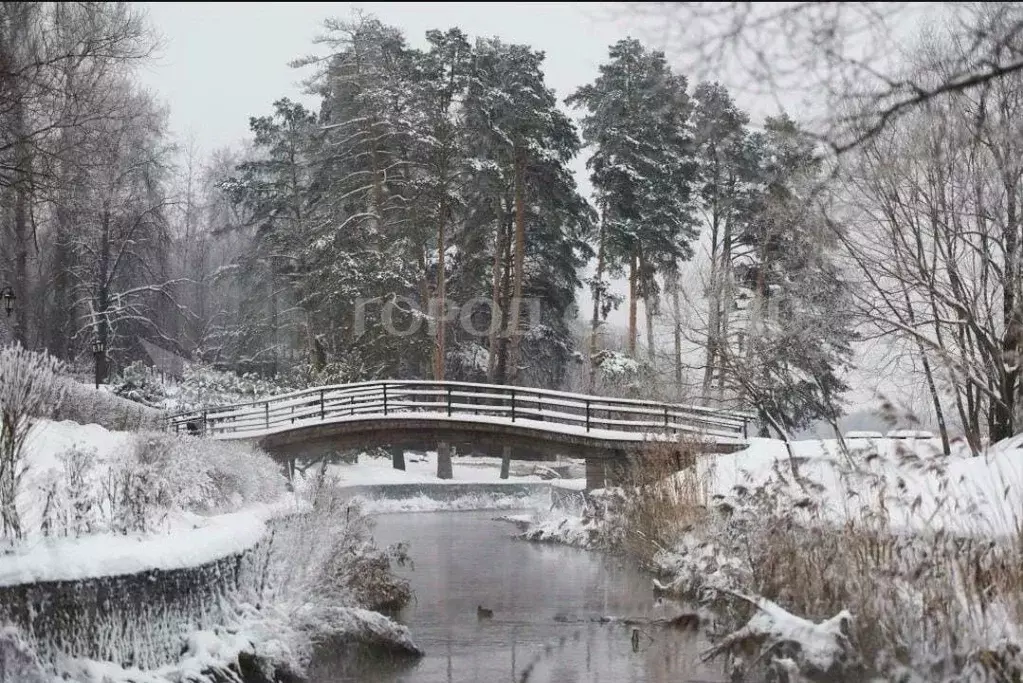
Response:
[165,380,755,441]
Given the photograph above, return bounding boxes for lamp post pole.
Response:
[92,338,106,390]
[0,287,15,345]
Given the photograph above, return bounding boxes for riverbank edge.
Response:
[0,505,425,683]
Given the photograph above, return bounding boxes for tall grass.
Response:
[611,435,1023,681]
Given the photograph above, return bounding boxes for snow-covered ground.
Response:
[1,416,425,682]
[703,435,1023,536]
[3,419,294,579]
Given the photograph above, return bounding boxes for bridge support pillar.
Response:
[390,445,406,471]
[499,445,511,479]
[437,441,453,479]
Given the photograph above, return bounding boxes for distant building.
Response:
[139,339,190,380]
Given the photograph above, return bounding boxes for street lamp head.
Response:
[1,287,14,317]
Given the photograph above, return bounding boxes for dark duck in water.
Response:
[477,605,494,620]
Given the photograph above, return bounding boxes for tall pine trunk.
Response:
[702,204,721,401]
[588,209,607,392]
[668,270,683,398]
[487,202,511,383]
[628,249,638,357]
[434,195,447,382]
[506,148,527,385]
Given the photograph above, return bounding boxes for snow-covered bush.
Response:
[589,349,648,396]
[0,345,66,540]
[266,472,413,636]
[162,364,297,412]
[109,433,285,521]
[54,379,164,431]
[39,446,100,538]
[36,433,289,538]
[110,360,168,407]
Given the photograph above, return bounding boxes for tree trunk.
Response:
[628,249,638,357]
[589,208,607,392]
[487,202,510,383]
[434,195,447,382]
[506,148,527,385]
[717,218,735,403]
[670,274,683,398]
[11,99,30,347]
[702,205,722,401]
[997,179,1020,443]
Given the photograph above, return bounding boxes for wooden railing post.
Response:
[585,399,590,432]
[664,406,670,431]
[447,386,453,416]
[264,402,269,430]
[383,383,388,416]
[202,410,208,437]
[510,389,516,422]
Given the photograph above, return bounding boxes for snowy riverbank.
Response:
[0,418,424,682]
[516,435,1023,682]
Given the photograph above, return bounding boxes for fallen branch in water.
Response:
[701,589,864,682]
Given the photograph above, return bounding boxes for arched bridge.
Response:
[166,381,753,488]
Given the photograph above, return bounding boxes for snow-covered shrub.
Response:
[163,364,297,412]
[110,360,168,407]
[95,433,286,535]
[265,472,412,636]
[0,626,49,683]
[284,358,363,390]
[201,438,290,508]
[54,379,164,431]
[0,345,66,540]
[39,445,100,537]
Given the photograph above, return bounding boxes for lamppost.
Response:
[0,287,14,345]
[1,287,14,317]
[92,338,106,390]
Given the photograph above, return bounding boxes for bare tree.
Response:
[0,345,65,540]
[838,63,1023,446]
[634,3,1023,153]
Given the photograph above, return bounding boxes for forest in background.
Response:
[3,3,1023,451]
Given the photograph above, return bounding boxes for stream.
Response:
[307,508,726,683]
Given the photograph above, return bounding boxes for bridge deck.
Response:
[165,380,754,453]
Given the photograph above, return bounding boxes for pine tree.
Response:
[567,38,697,373]
[465,38,595,386]
[690,81,759,402]
[220,98,319,375]
[728,115,855,435]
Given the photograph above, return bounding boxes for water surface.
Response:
[308,509,726,683]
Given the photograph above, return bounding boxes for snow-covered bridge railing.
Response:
[165,380,754,443]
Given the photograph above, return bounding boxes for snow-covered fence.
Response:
[166,380,756,442]
[0,525,272,671]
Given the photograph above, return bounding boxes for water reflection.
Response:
[308,510,725,683]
